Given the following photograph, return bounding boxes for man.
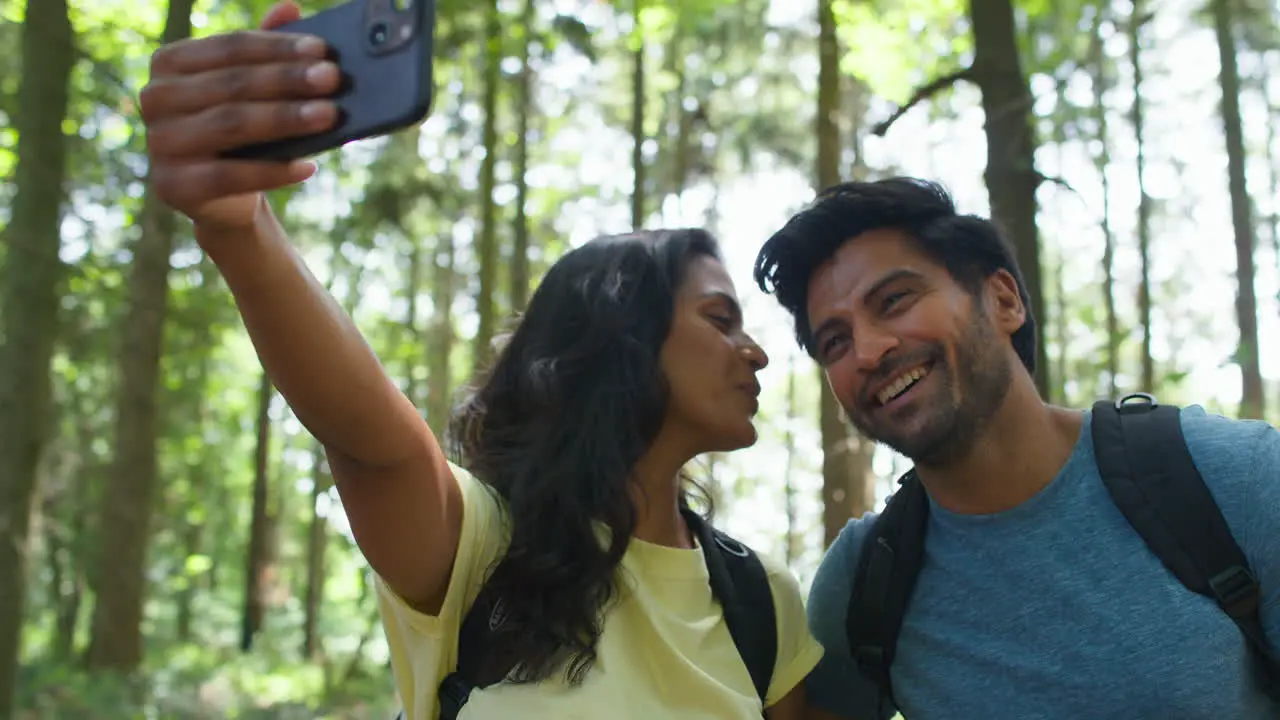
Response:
[753,177,1279,718]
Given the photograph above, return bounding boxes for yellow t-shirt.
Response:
[376,464,824,719]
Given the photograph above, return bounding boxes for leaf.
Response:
[551,14,596,62]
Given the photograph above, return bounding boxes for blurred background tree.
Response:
[1,0,1277,715]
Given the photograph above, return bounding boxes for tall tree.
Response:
[1210,0,1264,419]
[630,0,647,229]
[510,0,535,313]
[969,0,1046,396]
[868,0,1046,396]
[1266,54,1280,415]
[85,0,197,673]
[0,0,75,710]
[782,360,800,566]
[1089,9,1120,397]
[240,372,276,652]
[816,0,873,546]
[427,231,457,432]
[473,0,501,371]
[1129,0,1156,393]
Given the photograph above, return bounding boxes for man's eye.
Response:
[882,290,910,312]
[820,335,848,360]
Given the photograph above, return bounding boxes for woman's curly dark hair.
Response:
[447,228,721,686]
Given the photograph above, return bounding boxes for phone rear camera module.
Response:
[368,21,390,47]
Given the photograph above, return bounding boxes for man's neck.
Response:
[915,379,1084,515]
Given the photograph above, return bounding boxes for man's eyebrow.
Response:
[809,268,925,346]
[861,268,924,305]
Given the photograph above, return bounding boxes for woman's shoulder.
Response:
[715,528,824,707]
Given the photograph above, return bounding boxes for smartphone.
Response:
[222,0,435,161]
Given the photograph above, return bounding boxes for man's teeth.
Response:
[877,366,928,405]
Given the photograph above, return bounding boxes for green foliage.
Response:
[17,651,398,718]
[3,0,1278,714]
[833,0,971,104]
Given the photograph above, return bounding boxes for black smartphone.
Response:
[223,0,435,161]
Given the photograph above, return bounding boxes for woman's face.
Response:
[657,254,769,455]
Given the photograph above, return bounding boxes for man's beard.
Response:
[843,312,1012,467]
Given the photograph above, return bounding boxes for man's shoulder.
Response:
[1168,404,1277,501]
[1084,402,1275,487]
[803,511,900,720]
[1175,404,1276,460]
[1087,401,1278,564]
[813,511,881,591]
[806,511,880,653]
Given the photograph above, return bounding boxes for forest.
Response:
[1,0,1278,716]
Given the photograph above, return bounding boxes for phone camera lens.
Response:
[368,21,390,47]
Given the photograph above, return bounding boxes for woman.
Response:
[138,3,823,718]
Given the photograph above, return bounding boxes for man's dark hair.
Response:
[752,177,1037,373]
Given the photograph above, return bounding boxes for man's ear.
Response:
[986,269,1026,335]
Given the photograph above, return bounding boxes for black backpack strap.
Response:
[437,586,512,720]
[683,507,777,710]
[1091,392,1280,702]
[845,470,929,716]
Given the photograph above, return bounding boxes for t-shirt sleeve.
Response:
[804,514,897,720]
[759,553,825,707]
[374,462,507,718]
[1184,408,1280,652]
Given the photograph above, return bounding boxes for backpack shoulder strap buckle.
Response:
[1208,565,1261,618]
[1114,391,1158,412]
[853,644,888,679]
[437,672,473,720]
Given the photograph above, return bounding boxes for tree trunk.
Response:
[47,409,92,661]
[817,0,875,547]
[427,231,456,433]
[847,76,870,181]
[1053,241,1069,405]
[1129,0,1155,393]
[400,227,423,405]
[1266,58,1280,415]
[1089,12,1119,397]
[240,372,277,651]
[782,360,799,567]
[1210,0,1263,419]
[630,0,647,230]
[176,259,216,643]
[969,0,1047,397]
[175,441,211,644]
[510,0,534,314]
[473,0,501,372]
[49,495,87,662]
[84,0,196,673]
[0,1,74,709]
[301,444,329,660]
[669,10,690,210]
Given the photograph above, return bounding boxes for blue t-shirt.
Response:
[805,406,1280,719]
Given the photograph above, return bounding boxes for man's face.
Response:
[804,228,1021,465]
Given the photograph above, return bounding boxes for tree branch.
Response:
[872,67,974,137]
[1036,171,1079,196]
